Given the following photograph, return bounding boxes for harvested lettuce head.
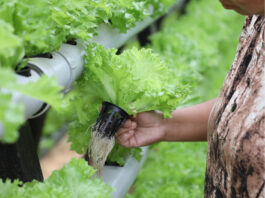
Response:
[68,44,189,162]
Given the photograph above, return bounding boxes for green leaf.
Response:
[0,179,22,198]
[0,67,63,143]
[46,158,113,198]
[0,158,112,198]
[125,142,207,198]
[0,20,24,68]
[0,93,24,143]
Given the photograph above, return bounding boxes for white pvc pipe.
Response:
[102,147,149,198]
[0,41,86,137]
[93,0,186,49]
[13,70,44,118]
[28,52,72,92]
[93,17,155,49]
[56,41,86,90]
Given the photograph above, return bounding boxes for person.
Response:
[115,0,265,197]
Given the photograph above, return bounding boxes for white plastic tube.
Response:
[24,42,86,116]
[102,147,149,198]
[93,0,186,49]
[56,42,86,89]
[0,41,86,137]
[13,69,44,118]
[93,17,155,49]
[28,52,72,93]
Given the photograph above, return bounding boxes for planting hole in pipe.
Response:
[66,39,77,45]
[16,66,32,77]
[32,52,53,59]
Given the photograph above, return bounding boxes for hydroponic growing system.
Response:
[0,0,245,197]
[0,0,189,197]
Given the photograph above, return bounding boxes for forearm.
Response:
[161,98,216,142]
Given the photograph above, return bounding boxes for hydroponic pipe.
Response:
[14,69,45,118]
[24,41,85,118]
[0,41,86,137]
[28,41,85,96]
[94,0,187,49]
[102,147,149,198]
[93,18,156,49]
[25,41,85,118]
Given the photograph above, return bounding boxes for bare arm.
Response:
[115,99,216,148]
[161,98,216,142]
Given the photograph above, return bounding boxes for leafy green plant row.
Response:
[0,0,186,197]
[1,0,193,168]
[0,0,176,60]
[126,142,207,198]
[0,0,178,143]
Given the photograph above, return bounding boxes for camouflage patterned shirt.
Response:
[205,15,265,198]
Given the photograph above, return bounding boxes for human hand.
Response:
[115,111,164,148]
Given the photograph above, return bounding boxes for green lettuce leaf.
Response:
[46,158,113,198]
[0,20,24,68]
[0,179,23,198]
[125,142,207,198]
[0,93,24,143]
[83,45,189,116]
[50,0,99,40]
[0,158,112,198]
[0,0,176,58]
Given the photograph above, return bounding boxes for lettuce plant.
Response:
[68,45,190,164]
[0,158,112,198]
